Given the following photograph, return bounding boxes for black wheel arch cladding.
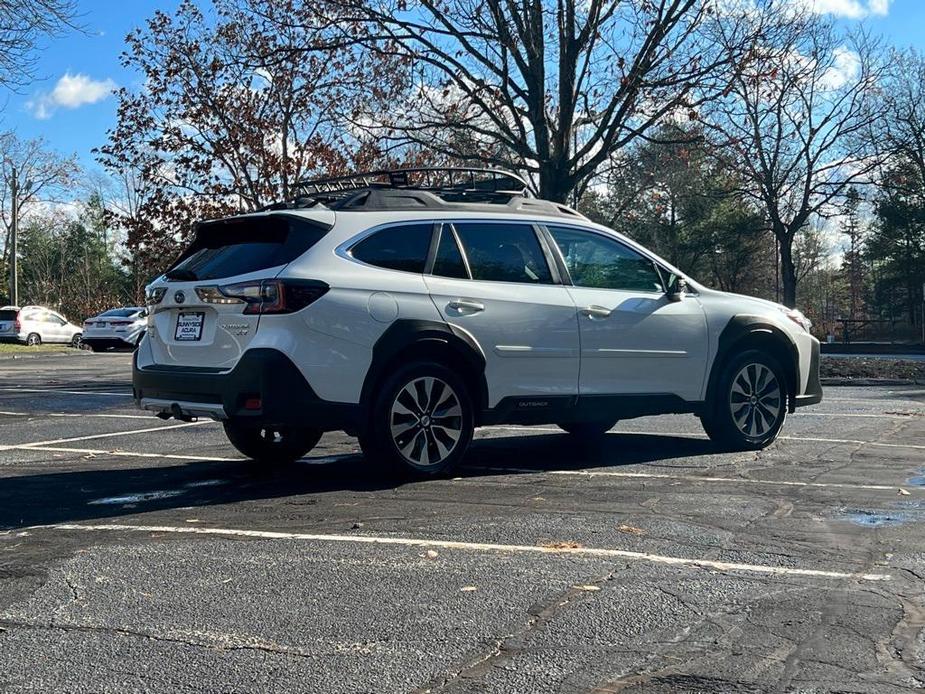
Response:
[707,315,801,413]
[361,319,488,414]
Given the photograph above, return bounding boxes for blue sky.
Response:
[2,0,925,176]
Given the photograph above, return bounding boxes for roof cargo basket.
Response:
[295,167,533,209]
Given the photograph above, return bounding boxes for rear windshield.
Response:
[101,308,142,318]
[166,215,331,281]
[0,310,17,321]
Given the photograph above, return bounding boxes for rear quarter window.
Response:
[350,224,434,273]
[167,215,331,281]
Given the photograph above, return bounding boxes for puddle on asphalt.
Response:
[841,511,907,528]
[89,490,186,505]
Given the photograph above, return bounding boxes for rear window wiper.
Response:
[165,268,198,281]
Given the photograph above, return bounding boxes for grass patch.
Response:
[0,342,76,356]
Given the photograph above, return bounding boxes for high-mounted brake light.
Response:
[196,279,328,315]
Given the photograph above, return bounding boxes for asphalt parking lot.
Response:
[1,353,924,693]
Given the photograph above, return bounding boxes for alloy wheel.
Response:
[389,376,463,468]
[728,363,782,439]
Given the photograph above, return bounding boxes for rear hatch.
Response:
[0,309,18,336]
[146,213,332,369]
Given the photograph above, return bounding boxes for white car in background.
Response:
[82,307,148,351]
[0,305,83,346]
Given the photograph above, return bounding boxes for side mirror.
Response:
[666,276,688,302]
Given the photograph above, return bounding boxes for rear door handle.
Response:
[580,305,612,319]
[448,299,485,314]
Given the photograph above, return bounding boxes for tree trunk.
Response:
[779,238,797,308]
[538,161,572,204]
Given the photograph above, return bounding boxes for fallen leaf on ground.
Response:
[540,541,582,550]
[572,585,600,592]
[617,524,646,535]
[898,488,911,496]
[82,453,96,459]
[532,496,546,502]
[460,586,477,592]
[423,549,439,559]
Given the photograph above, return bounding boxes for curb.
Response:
[0,349,89,362]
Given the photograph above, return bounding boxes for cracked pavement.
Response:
[0,353,924,692]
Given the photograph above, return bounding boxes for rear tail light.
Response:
[196,279,328,315]
[14,318,21,332]
[83,321,95,327]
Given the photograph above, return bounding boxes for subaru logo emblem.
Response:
[174,291,186,304]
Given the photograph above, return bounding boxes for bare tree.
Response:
[702,12,887,307]
[307,0,759,203]
[0,0,78,89]
[0,130,80,269]
[877,48,925,193]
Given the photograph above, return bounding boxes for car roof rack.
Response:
[297,167,532,205]
[255,167,586,219]
[257,167,585,219]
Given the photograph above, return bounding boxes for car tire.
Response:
[26,333,41,346]
[70,333,82,348]
[223,420,322,464]
[557,420,618,437]
[360,361,474,477]
[701,349,788,451]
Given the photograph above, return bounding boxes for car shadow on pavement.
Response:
[0,433,715,530]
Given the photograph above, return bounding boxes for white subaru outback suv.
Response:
[134,168,821,474]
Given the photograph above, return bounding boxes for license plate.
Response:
[175,312,205,342]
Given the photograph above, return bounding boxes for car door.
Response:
[545,225,709,402]
[424,221,580,408]
[48,312,72,342]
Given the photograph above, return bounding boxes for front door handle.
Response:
[448,299,485,314]
[580,305,612,319]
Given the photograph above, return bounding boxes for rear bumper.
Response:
[133,348,360,431]
[83,337,136,349]
[794,338,823,408]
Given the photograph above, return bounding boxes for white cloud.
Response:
[789,0,892,19]
[821,46,862,89]
[27,72,117,120]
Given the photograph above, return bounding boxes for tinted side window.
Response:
[548,227,664,292]
[351,224,433,273]
[453,223,552,284]
[432,226,469,279]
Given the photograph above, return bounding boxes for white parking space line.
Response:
[482,427,925,451]
[793,412,923,418]
[461,467,919,493]
[0,411,153,420]
[0,421,212,450]
[39,523,891,581]
[5,445,243,462]
[0,388,132,397]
